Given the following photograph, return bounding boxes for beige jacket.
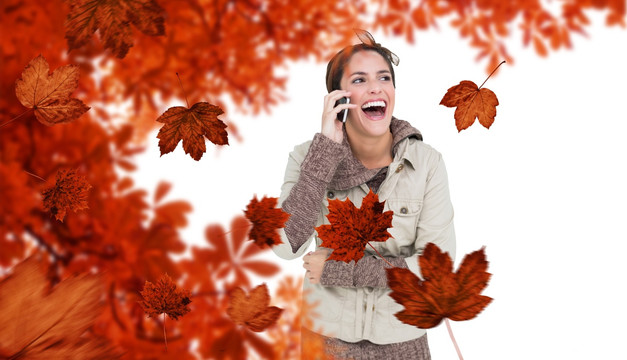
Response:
[272,134,456,344]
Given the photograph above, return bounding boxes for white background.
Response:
[133,14,627,360]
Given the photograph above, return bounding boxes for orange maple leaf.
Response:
[42,168,92,222]
[15,55,90,126]
[244,195,290,248]
[315,189,393,263]
[440,61,505,132]
[227,283,283,332]
[156,102,229,161]
[439,80,499,132]
[386,242,492,329]
[64,0,166,58]
[0,257,115,358]
[139,273,191,321]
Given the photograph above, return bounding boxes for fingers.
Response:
[303,250,324,284]
[321,90,357,143]
[324,90,357,116]
[324,90,351,108]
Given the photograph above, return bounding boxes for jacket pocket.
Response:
[305,284,347,322]
[386,199,422,246]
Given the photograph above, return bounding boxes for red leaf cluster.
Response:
[64,0,166,59]
[244,195,290,248]
[386,243,492,329]
[316,189,393,263]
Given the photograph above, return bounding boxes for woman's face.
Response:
[340,50,395,139]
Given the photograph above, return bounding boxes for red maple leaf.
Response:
[156,102,229,161]
[139,273,191,350]
[315,189,393,263]
[15,55,90,126]
[64,0,166,58]
[227,283,283,332]
[139,273,191,321]
[244,195,290,248]
[439,61,505,132]
[41,168,92,222]
[386,242,492,329]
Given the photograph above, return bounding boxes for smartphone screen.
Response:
[335,97,350,122]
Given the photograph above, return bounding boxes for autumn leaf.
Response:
[139,273,192,320]
[386,242,492,329]
[64,0,166,58]
[315,189,393,263]
[205,215,281,288]
[227,283,283,332]
[439,80,499,132]
[244,195,290,248]
[42,168,92,222]
[156,102,229,161]
[14,55,89,126]
[0,257,115,359]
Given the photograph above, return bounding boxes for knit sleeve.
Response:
[281,133,349,253]
[320,256,408,288]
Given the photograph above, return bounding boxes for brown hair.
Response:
[325,44,397,93]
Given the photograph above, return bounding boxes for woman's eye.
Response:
[379,75,391,81]
[352,77,364,84]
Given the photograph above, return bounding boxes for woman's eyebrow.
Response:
[349,70,391,77]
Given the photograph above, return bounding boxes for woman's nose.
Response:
[368,84,382,94]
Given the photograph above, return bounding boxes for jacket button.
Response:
[327,191,334,199]
[400,207,408,214]
[395,164,404,173]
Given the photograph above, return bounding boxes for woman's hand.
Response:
[321,90,356,143]
[303,249,332,284]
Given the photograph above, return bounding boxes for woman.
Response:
[271,30,456,359]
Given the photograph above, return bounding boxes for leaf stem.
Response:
[0,109,32,129]
[478,61,506,90]
[163,313,168,352]
[445,318,464,360]
[24,170,46,182]
[176,73,190,108]
[367,242,394,267]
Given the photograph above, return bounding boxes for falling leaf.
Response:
[244,195,290,248]
[227,283,283,332]
[156,102,229,161]
[439,61,505,132]
[64,0,166,58]
[386,242,492,329]
[0,257,115,359]
[139,273,191,320]
[204,216,281,288]
[315,189,393,263]
[42,168,92,222]
[15,55,90,126]
[439,80,499,132]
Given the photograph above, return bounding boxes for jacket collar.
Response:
[328,117,422,190]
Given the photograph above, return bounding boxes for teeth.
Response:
[361,100,386,109]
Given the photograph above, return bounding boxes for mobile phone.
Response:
[335,97,350,123]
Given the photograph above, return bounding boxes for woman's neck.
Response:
[346,129,394,169]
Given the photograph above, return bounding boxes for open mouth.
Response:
[361,100,387,119]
